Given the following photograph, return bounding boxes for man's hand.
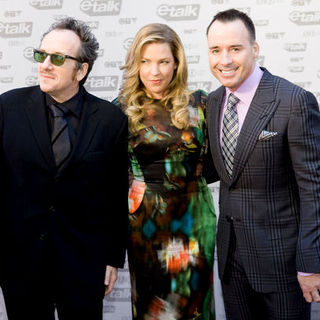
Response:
[297,273,320,303]
[104,265,118,296]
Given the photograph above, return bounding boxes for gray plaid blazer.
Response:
[206,67,320,293]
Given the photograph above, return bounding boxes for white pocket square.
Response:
[258,130,278,141]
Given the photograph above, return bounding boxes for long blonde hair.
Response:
[119,23,191,134]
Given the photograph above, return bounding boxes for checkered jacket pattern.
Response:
[206,68,320,293]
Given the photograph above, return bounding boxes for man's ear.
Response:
[253,41,260,60]
[77,63,89,82]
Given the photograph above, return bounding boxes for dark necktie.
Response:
[49,104,71,169]
[221,93,240,177]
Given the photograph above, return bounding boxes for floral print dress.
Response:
[117,90,216,320]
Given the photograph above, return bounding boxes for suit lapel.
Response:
[231,69,280,185]
[24,87,55,168]
[23,87,100,173]
[207,87,231,182]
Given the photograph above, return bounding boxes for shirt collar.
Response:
[46,87,83,118]
[225,65,264,106]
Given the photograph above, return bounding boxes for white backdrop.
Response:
[0,0,320,319]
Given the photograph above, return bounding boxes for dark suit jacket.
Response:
[206,68,320,293]
[0,85,128,298]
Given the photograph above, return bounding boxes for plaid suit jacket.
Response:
[206,68,320,293]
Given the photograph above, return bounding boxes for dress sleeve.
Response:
[192,90,219,183]
[191,89,208,111]
[111,96,127,113]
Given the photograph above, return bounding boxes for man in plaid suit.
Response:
[204,9,320,320]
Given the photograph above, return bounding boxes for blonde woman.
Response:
[114,23,216,320]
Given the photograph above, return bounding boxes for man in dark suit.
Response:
[204,9,320,320]
[0,18,128,320]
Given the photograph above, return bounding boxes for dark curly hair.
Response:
[41,17,99,86]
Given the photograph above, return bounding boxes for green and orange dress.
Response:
[115,90,216,320]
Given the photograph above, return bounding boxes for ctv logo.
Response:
[29,0,63,9]
[292,0,312,6]
[104,60,122,68]
[283,43,307,52]
[85,21,99,29]
[80,0,121,16]
[0,22,32,38]
[157,4,200,21]
[187,55,200,64]
[254,19,269,26]
[289,66,304,73]
[0,77,14,83]
[85,76,119,91]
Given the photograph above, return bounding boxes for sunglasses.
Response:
[33,49,82,66]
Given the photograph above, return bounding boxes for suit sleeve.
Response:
[105,113,129,268]
[202,92,220,184]
[203,143,219,184]
[288,90,320,272]
[0,95,6,283]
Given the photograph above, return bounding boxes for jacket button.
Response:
[39,233,47,241]
[54,172,61,182]
[48,205,55,213]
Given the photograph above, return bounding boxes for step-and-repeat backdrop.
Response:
[0,0,319,319]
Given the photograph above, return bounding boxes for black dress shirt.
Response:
[46,87,83,148]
